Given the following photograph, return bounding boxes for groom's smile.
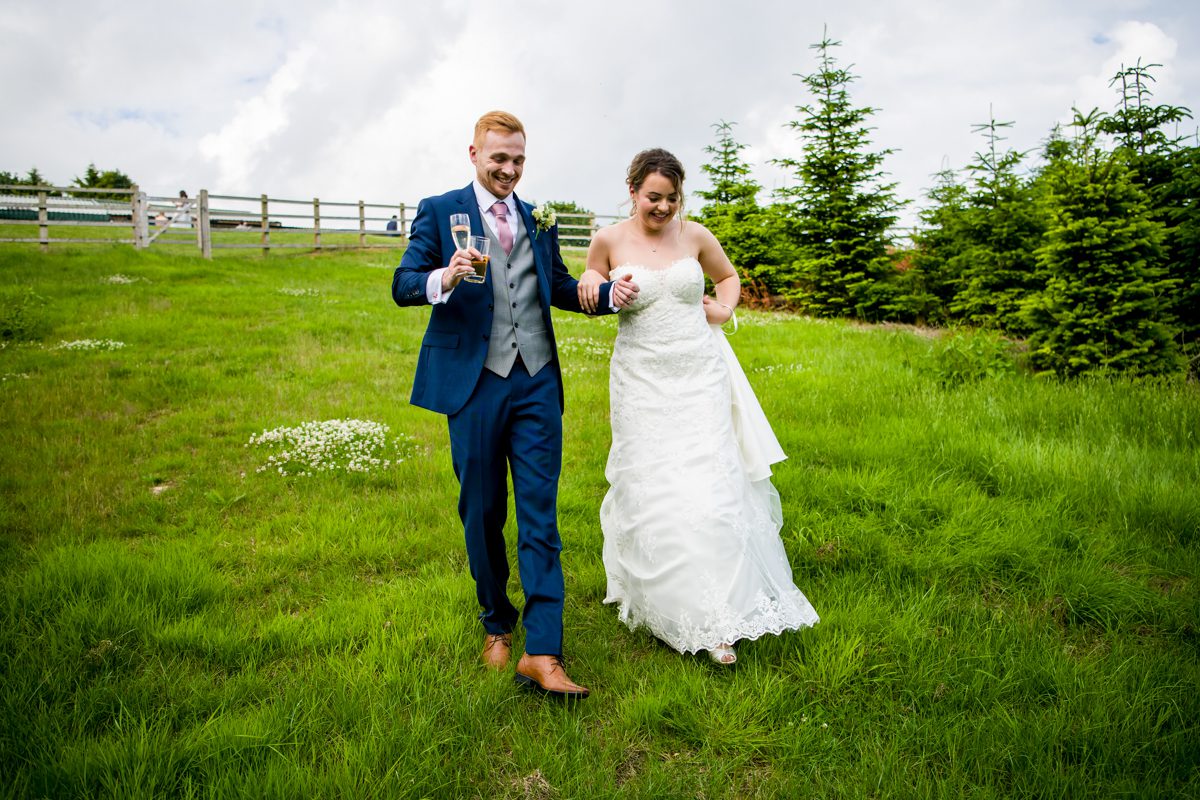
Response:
[470,129,526,200]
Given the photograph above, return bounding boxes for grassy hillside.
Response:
[1,244,1197,798]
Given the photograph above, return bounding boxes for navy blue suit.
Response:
[392,184,613,655]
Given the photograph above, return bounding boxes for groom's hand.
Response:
[441,248,478,292]
[577,269,605,313]
[611,274,640,309]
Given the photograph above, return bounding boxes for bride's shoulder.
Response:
[594,218,633,243]
[682,217,717,242]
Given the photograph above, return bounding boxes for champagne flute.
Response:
[464,236,490,284]
[450,213,471,252]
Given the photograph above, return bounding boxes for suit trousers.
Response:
[446,361,564,656]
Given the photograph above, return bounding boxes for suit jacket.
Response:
[391,184,613,415]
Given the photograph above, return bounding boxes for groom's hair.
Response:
[474,111,526,148]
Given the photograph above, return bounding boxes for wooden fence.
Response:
[0,185,614,257]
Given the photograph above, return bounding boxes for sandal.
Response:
[708,644,737,665]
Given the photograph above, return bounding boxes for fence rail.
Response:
[0,184,616,257]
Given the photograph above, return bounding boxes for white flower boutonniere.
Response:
[532,203,557,237]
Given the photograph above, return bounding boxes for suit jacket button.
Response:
[488,304,494,310]
[482,335,489,341]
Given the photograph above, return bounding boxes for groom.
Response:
[391,111,638,699]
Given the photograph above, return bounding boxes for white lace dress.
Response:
[600,258,819,654]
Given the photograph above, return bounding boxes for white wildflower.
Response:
[557,338,610,359]
[246,418,416,477]
[752,363,802,374]
[54,339,126,351]
[278,287,320,297]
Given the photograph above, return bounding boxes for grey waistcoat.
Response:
[483,221,553,378]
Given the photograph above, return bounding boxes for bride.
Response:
[577,148,819,664]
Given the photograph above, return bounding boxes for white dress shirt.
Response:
[425,182,521,304]
[424,181,617,311]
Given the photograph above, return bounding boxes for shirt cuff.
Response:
[427,269,453,304]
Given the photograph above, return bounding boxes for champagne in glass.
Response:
[450,213,471,252]
[464,236,490,284]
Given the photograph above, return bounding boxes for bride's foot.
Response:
[708,644,737,665]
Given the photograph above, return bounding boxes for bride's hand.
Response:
[577,269,606,313]
[703,295,734,325]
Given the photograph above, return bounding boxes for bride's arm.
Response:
[578,227,614,313]
[696,224,739,325]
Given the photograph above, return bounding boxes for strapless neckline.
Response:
[614,257,700,274]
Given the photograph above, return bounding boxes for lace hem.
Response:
[603,590,820,655]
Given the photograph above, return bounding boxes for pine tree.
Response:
[1099,61,1198,373]
[695,121,791,301]
[72,163,134,201]
[1156,142,1200,372]
[1023,109,1182,377]
[772,31,904,320]
[696,121,760,207]
[0,167,48,195]
[908,169,972,324]
[949,113,1046,332]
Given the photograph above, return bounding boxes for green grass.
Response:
[1,243,1197,799]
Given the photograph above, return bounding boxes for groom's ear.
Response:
[468,145,479,165]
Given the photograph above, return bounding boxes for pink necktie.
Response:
[492,201,513,255]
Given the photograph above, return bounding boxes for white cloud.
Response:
[198,46,312,191]
[3,0,1196,232]
[1073,20,1179,118]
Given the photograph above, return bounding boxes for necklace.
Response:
[641,224,668,253]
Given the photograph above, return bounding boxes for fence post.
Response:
[198,189,212,259]
[399,203,407,242]
[313,197,321,249]
[131,185,147,249]
[260,194,270,256]
[358,200,366,247]
[37,191,48,252]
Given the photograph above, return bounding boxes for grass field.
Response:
[1,243,1197,799]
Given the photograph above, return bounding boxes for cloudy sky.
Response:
[2,0,1196,232]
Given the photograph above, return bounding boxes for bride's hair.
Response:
[626,149,687,225]
[627,148,685,195]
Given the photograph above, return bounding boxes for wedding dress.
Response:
[600,258,819,654]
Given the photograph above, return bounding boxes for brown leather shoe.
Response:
[482,633,512,670]
[514,654,590,699]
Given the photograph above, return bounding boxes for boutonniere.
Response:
[531,203,557,236]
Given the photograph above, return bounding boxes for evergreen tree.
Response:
[72,163,134,201]
[0,167,48,195]
[1023,109,1181,377]
[1099,61,1198,373]
[949,113,1046,332]
[696,121,761,207]
[1155,142,1200,372]
[907,168,972,325]
[1100,60,1191,157]
[772,31,904,320]
[694,121,792,301]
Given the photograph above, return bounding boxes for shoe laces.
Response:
[485,633,512,652]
